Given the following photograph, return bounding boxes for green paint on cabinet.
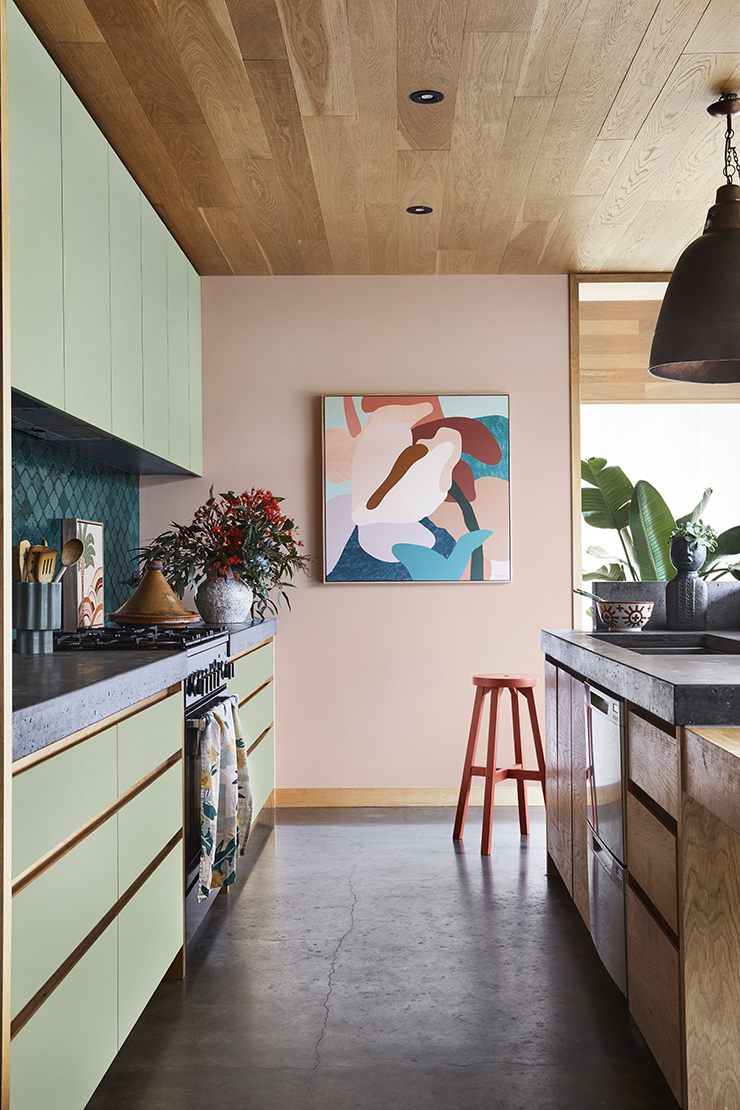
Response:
[11,820,118,1021]
[61,79,111,431]
[117,693,182,795]
[12,724,118,879]
[241,683,274,748]
[167,236,191,469]
[109,149,144,447]
[231,641,274,706]
[7,1,64,410]
[118,844,184,1046]
[249,727,275,816]
[188,264,203,475]
[142,198,169,460]
[11,926,118,1110]
[118,765,182,893]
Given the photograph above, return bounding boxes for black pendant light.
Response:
[649,93,740,383]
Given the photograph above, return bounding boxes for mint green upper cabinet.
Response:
[61,80,111,432]
[7,1,64,410]
[167,236,190,470]
[109,150,143,447]
[142,197,169,461]
[188,264,203,475]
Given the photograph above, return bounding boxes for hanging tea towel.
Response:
[197,695,253,902]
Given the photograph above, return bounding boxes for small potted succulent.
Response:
[140,488,310,623]
[666,520,718,631]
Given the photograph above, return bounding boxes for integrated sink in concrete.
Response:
[592,632,740,656]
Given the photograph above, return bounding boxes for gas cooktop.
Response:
[54,626,228,651]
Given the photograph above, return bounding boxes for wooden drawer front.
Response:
[628,711,678,820]
[119,843,183,1046]
[11,819,118,1021]
[118,764,182,893]
[118,692,182,794]
[249,727,274,816]
[240,682,274,748]
[627,791,678,934]
[12,723,118,879]
[11,925,118,1110]
[627,886,682,1105]
[230,640,273,704]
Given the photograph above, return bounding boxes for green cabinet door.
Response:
[11,926,118,1110]
[109,149,143,447]
[118,764,182,893]
[118,843,184,1046]
[167,235,190,469]
[142,197,169,460]
[230,641,274,705]
[249,728,275,816]
[62,79,111,431]
[188,263,203,474]
[7,0,64,409]
[117,693,182,795]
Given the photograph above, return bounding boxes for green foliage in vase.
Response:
[140,488,311,617]
[669,519,718,552]
[581,457,740,583]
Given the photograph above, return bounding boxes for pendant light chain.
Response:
[724,112,740,185]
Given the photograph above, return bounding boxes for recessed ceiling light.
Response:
[409,90,444,104]
[406,206,433,214]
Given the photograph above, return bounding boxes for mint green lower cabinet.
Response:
[118,843,184,1046]
[117,693,182,794]
[12,724,118,879]
[187,263,203,474]
[7,0,65,411]
[61,79,111,432]
[11,927,118,1110]
[118,764,182,893]
[109,148,144,447]
[11,821,118,1021]
[230,640,274,705]
[142,197,169,461]
[248,728,275,816]
[240,683,274,747]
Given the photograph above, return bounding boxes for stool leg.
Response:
[453,685,487,840]
[481,686,502,856]
[522,687,546,807]
[510,688,529,835]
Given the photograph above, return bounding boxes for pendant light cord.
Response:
[720,95,740,184]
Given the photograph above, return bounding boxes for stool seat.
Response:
[454,671,546,854]
[473,673,539,689]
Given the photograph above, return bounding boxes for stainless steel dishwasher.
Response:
[585,683,627,996]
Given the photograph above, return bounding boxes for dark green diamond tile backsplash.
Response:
[12,430,139,619]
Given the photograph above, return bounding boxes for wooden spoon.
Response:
[19,540,30,582]
[25,545,46,583]
[53,537,84,582]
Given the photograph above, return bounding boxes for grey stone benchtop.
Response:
[13,619,276,762]
[542,628,740,726]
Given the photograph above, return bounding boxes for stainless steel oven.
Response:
[585,683,627,996]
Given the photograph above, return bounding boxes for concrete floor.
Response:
[86,808,679,1110]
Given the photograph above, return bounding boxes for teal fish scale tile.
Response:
[12,430,139,619]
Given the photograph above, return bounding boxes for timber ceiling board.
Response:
[15,0,740,275]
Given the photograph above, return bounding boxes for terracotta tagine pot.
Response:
[108,560,199,625]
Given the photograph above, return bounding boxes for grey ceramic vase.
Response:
[195,573,254,624]
[665,536,708,631]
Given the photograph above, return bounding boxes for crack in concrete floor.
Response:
[306,863,359,1108]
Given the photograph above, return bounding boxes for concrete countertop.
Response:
[542,628,740,726]
[12,618,276,762]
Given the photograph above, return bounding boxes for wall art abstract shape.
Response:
[62,518,104,627]
[323,395,510,583]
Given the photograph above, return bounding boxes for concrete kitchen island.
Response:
[543,628,740,1109]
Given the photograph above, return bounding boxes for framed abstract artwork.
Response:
[62,518,105,628]
[323,395,510,583]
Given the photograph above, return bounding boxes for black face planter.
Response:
[666,535,708,631]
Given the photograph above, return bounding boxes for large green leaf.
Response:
[702,524,740,573]
[583,563,627,582]
[629,481,676,581]
[675,487,713,529]
[586,545,628,565]
[581,457,634,531]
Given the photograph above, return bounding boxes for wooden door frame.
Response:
[1,0,11,1104]
[568,273,671,630]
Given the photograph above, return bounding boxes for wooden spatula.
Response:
[36,549,58,582]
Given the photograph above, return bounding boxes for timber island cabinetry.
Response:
[544,629,740,1110]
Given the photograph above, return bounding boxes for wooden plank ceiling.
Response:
[16,0,740,276]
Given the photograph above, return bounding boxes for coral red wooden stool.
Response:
[453,674,546,855]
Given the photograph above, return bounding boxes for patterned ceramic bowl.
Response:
[596,600,654,632]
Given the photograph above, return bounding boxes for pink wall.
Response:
[140,275,572,791]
